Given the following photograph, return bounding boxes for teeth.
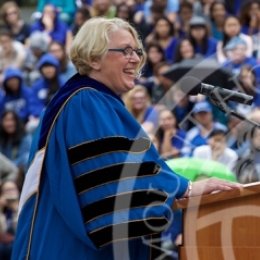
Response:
[124,69,135,75]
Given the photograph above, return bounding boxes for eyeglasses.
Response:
[108,47,143,58]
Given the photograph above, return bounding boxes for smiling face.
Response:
[89,28,142,95]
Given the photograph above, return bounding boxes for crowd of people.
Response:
[0,0,259,259]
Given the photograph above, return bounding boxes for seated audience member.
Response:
[0,153,18,184]
[23,31,49,86]
[141,42,166,78]
[0,67,33,123]
[236,124,260,183]
[209,0,227,41]
[90,0,116,18]
[193,128,238,172]
[0,180,20,260]
[123,84,159,128]
[0,1,31,44]
[142,0,179,23]
[174,0,193,38]
[234,65,260,115]
[239,0,260,36]
[156,108,186,160]
[30,53,64,118]
[70,6,91,36]
[226,115,249,158]
[188,16,218,58]
[173,37,196,63]
[216,15,253,64]
[172,88,195,131]
[0,28,26,84]
[115,2,134,23]
[48,41,76,83]
[149,62,174,107]
[222,36,260,80]
[0,110,31,175]
[182,101,227,157]
[30,4,73,53]
[145,16,179,62]
[33,0,77,25]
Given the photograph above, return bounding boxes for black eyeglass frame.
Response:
[108,47,143,58]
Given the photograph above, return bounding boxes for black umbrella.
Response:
[163,57,235,89]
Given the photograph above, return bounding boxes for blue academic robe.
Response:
[12,74,188,260]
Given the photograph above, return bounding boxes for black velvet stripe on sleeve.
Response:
[82,190,168,223]
[88,217,168,248]
[75,162,160,194]
[68,137,151,164]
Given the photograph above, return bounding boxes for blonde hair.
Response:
[70,17,146,76]
[1,1,20,22]
[123,85,151,122]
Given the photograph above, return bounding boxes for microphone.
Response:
[179,76,254,105]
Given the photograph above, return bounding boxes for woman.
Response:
[173,38,196,63]
[209,0,227,41]
[0,110,31,174]
[188,16,217,58]
[156,109,186,159]
[48,40,76,83]
[239,0,260,36]
[0,67,33,123]
[145,16,179,62]
[123,84,159,128]
[216,15,253,64]
[0,1,30,44]
[30,4,73,53]
[30,53,64,118]
[12,17,240,260]
[141,42,166,78]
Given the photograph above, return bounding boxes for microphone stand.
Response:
[207,94,260,128]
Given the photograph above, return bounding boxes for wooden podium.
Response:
[175,182,260,260]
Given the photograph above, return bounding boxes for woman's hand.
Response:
[183,178,242,198]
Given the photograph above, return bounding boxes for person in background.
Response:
[0,180,20,260]
[182,100,227,157]
[23,31,49,86]
[0,110,31,176]
[239,0,260,36]
[70,6,91,36]
[0,1,31,44]
[188,15,217,58]
[90,0,116,18]
[0,67,33,123]
[30,53,64,119]
[193,128,238,172]
[142,0,179,23]
[0,28,26,84]
[234,65,260,115]
[0,153,18,185]
[156,108,186,160]
[115,2,134,23]
[48,40,77,83]
[216,15,253,64]
[174,0,193,38]
[30,4,73,54]
[141,42,166,78]
[209,0,227,41]
[222,36,260,81]
[123,84,159,128]
[173,37,196,63]
[145,15,178,62]
[33,0,77,25]
[235,119,260,183]
[149,61,174,107]
[12,17,240,260]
